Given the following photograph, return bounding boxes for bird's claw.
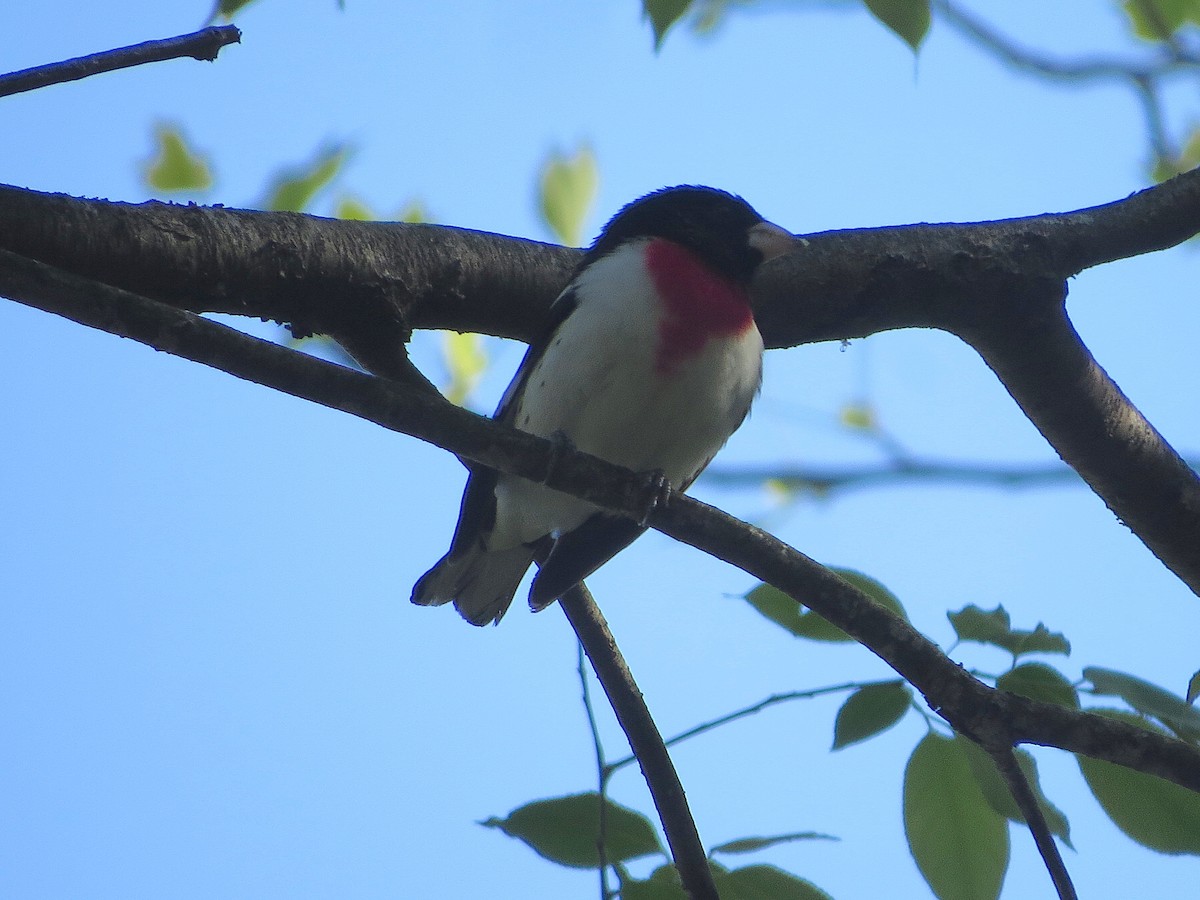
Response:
[636,469,672,527]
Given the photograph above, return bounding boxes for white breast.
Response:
[491,240,763,547]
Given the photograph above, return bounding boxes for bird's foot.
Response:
[635,469,672,527]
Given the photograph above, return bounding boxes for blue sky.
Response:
[2,2,1198,898]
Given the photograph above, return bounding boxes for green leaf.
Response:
[742,568,905,642]
[144,124,212,193]
[691,0,733,34]
[709,832,838,855]
[480,792,662,868]
[796,567,908,641]
[440,331,488,406]
[743,583,806,636]
[949,605,1011,645]
[833,567,908,616]
[904,733,1009,900]
[334,196,374,221]
[538,146,598,247]
[956,737,1072,848]
[1188,669,1200,705]
[1123,0,1200,40]
[397,199,430,224]
[335,196,430,224]
[1182,127,1200,170]
[996,663,1079,709]
[1152,125,1200,182]
[948,604,1070,658]
[838,401,877,431]
[862,0,931,51]
[713,864,834,900]
[620,864,689,900]
[832,680,911,749]
[644,0,693,50]
[1077,710,1200,854]
[764,478,797,503]
[263,144,350,212]
[1084,666,1200,742]
[216,0,259,17]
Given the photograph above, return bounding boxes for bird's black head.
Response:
[584,185,786,285]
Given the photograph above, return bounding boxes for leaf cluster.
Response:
[485,577,1200,899]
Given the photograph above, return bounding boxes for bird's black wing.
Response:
[527,513,646,610]
[493,287,578,426]
[443,287,580,559]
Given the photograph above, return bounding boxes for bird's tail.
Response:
[411,545,534,626]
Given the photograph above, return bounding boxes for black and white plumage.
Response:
[412,186,794,625]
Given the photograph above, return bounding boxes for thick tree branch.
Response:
[754,170,1200,593]
[749,166,1200,348]
[4,248,1199,796]
[965,300,1200,596]
[4,171,1197,345]
[5,172,1200,592]
[0,26,241,98]
[0,184,577,374]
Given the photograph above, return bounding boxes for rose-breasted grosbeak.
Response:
[412,185,793,625]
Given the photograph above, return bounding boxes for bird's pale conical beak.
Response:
[748,220,795,262]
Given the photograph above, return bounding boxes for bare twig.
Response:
[935,0,1199,81]
[989,746,1077,900]
[0,26,241,99]
[704,458,1085,494]
[607,683,867,773]
[933,0,1199,160]
[576,642,612,899]
[561,585,717,900]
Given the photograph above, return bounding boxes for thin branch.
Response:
[989,746,1077,900]
[561,585,717,900]
[576,642,612,899]
[706,449,1200,548]
[1129,73,1175,162]
[934,0,1199,82]
[704,458,1086,494]
[653,503,1200,790]
[607,683,867,774]
[932,1,1199,161]
[5,248,1199,794]
[0,26,241,98]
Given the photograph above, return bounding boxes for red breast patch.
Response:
[645,238,753,375]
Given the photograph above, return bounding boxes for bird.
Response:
[411,185,794,625]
